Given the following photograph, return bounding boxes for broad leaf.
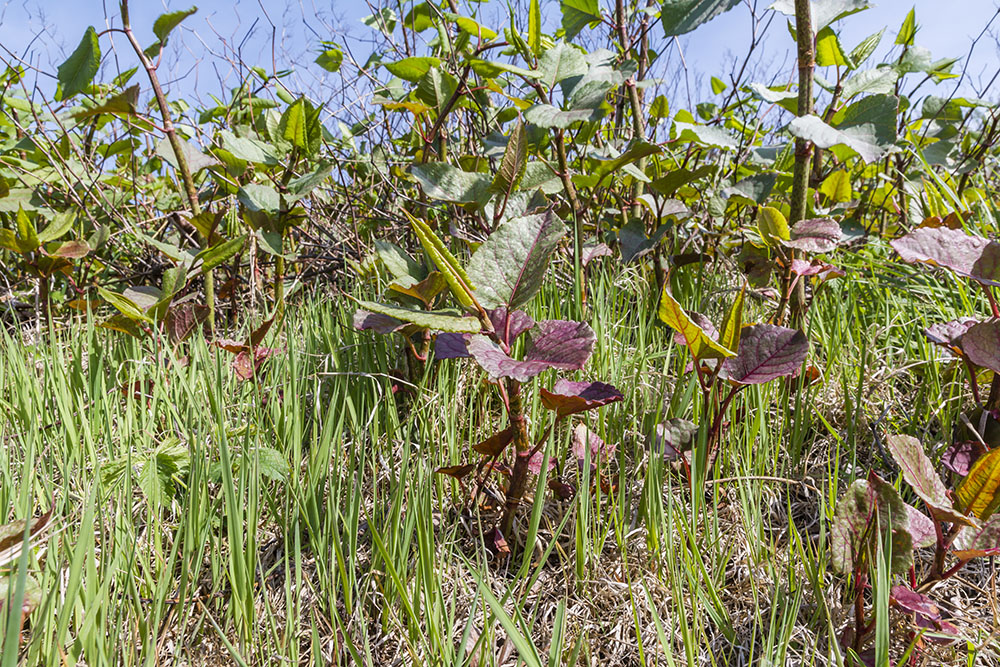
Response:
[540,379,624,417]
[783,218,843,253]
[571,424,614,468]
[537,42,588,89]
[887,435,977,527]
[953,515,1000,554]
[434,332,472,359]
[757,206,790,246]
[354,309,409,335]
[718,287,745,354]
[489,307,535,345]
[661,0,742,36]
[467,211,565,310]
[831,475,914,575]
[524,104,603,129]
[57,26,100,100]
[648,419,698,459]
[411,162,491,204]
[195,235,246,274]
[157,137,219,173]
[720,325,808,385]
[560,0,601,40]
[473,427,516,457]
[659,287,735,360]
[0,510,53,568]
[788,94,897,163]
[891,226,1000,286]
[769,0,871,32]
[954,319,1000,372]
[384,56,441,82]
[376,240,426,286]
[956,447,1000,520]
[355,301,480,333]
[467,320,595,381]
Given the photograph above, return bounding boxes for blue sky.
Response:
[1,0,997,116]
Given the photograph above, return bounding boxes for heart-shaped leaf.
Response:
[923,317,979,356]
[720,325,808,385]
[942,441,987,477]
[539,379,624,417]
[467,212,566,311]
[891,226,1000,286]
[887,434,977,527]
[473,427,515,457]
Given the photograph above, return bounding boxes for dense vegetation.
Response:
[2,0,1000,664]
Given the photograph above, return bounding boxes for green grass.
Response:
[1,248,997,666]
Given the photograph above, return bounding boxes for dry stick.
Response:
[119,0,215,328]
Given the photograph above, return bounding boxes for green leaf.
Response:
[537,42,587,89]
[560,0,601,40]
[98,287,152,323]
[815,27,851,68]
[887,435,977,527]
[445,13,497,40]
[490,120,528,197]
[156,137,219,173]
[770,0,871,32]
[278,97,323,156]
[376,240,427,285]
[411,162,491,204]
[650,95,670,119]
[37,211,75,243]
[710,76,727,94]
[757,206,790,246]
[529,0,542,54]
[238,183,281,213]
[195,235,246,274]
[819,170,852,202]
[849,28,884,68]
[315,47,343,73]
[153,6,197,43]
[384,56,441,82]
[356,300,480,333]
[467,212,565,310]
[840,68,899,100]
[287,161,333,197]
[831,476,914,575]
[524,104,603,129]
[219,130,281,165]
[895,7,916,46]
[661,0,742,37]
[15,206,39,254]
[56,26,101,100]
[787,94,897,163]
[673,121,737,150]
[659,287,735,360]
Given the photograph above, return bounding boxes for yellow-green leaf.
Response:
[758,206,790,246]
[718,284,745,353]
[819,169,853,202]
[659,287,735,360]
[957,447,1000,520]
[406,212,476,309]
[816,26,851,68]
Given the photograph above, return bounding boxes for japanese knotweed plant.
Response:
[830,433,1000,661]
[656,282,809,479]
[353,210,622,541]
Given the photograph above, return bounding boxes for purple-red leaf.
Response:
[891,585,941,618]
[539,379,624,417]
[472,427,515,457]
[489,308,535,346]
[830,474,914,575]
[890,226,1000,286]
[942,440,987,477]
[906,503,937,548]
[886,434,977,527]
[959,319,1000,373]
[783,218,843,253]
[525,320,596,368]
[581,242,612,267]
[672,310,718,347]
[571,424,615,468]
[436,463,475,479]
[720,325,808,385]
[434,332,471,359]
[354,309,407,334]
[924,317,979,356]
[952,514,1000,554]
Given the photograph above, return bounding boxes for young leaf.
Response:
[528,0,542,54]
[661,0,742,37]
[153,7,197,43]
[571,424,614,468]
[489,308,536,346]
[895,7,917,46]
[408,214,477,310]
[195,235,246,274]
[718,286,745,354]
[952,515,1000,554]
[15,206,39,254]
[384,56,441,82]
[560,0,601,40]
[720,325,808,385]
[923,317,979,356]
[490,120,528,199]
[473,427,515,457]
[757,206,790,246]
[956,447,1000,520]
[355,300,480,333]
[57,26,100,100]
[819,170,853,202]
[539,380,624,417]
[659,287,735,360]
[467,211,565,311]
[353,310,409,335]
[886,435,977,527]
[98,287,153,323]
